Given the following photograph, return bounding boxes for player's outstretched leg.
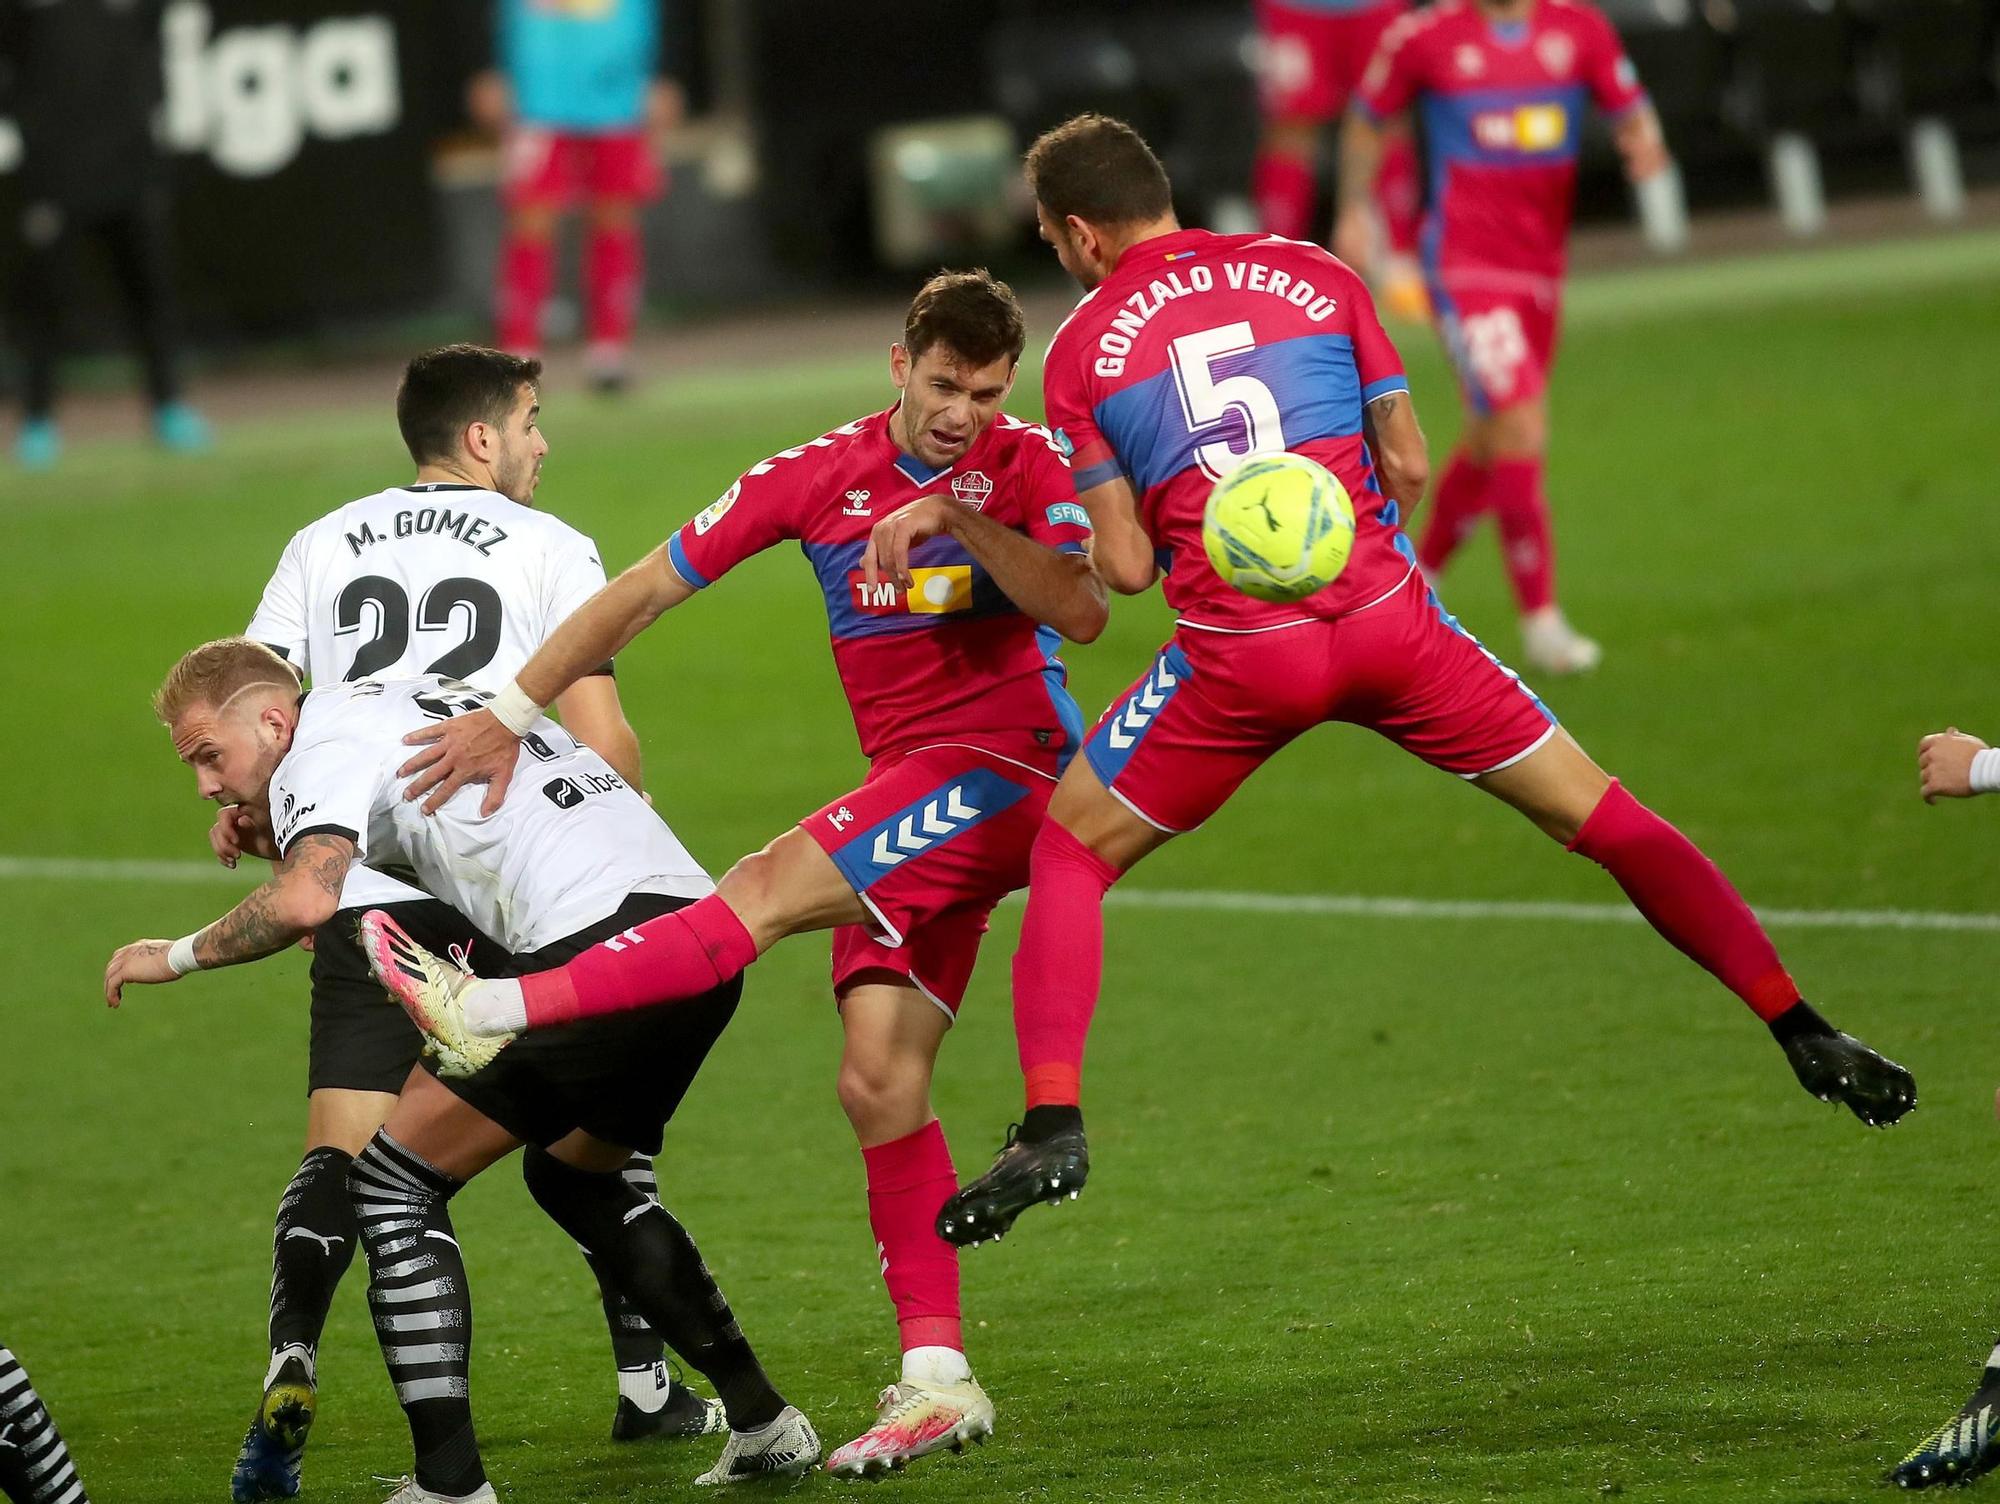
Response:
[0,1345,90,1504]
[348,1133,496,1504]
[366,833,858,1051]
[521,1147,819,1484]
[1481,740,1915,1126]
[232,1146,357,1500]
[1892,1350,2000,1489]
[573,1156,726,1442]
[940,770,1169,1247]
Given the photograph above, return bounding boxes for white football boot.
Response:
[375,1479,496,1504]
[359,911,511,1077]
[825,1378,995,1477]
[694,1406,822,1485]
[1520,606,1603,677]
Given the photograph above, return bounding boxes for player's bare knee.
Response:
[836,1057,929,1141]
[1490,401,1548,458]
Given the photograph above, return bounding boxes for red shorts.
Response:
[1255,0,1409,122]
[1430,278,1563,415]
[502,127,664,211]
[1082,572,1557,833]
[803,739,1057,1017]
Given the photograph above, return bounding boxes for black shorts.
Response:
[309,900,486,1096]
[433,893,740,1156]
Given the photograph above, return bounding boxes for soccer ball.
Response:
[1201,453,1356,603]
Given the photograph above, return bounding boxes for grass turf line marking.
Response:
[5,855,1997,933]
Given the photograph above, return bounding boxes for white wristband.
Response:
[1971,747,2000,796]
[167,933,203,976]
[488,680,543,737]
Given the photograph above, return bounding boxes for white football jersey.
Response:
[246,482,612,911]
[269,677,712,955]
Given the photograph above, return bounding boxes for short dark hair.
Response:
[902,269,1027,368]
[1025,113,1172,229]
[395,344,542,466]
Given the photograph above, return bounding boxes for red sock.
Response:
[1013,823,1123,1112]
[863,1120,962,1353]
[584,221,644,349]
[521,893,757,1028]
[1415,449,1491,575]
[495,233,554,354]
[1487,457,1556,614]
[1569,780,1800,1021]
[1253,147,1318,243]
[1380,133,1422,257]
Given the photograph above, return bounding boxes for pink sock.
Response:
[1380,134,1423,257]
[584,222,644,350]
[1013,823,1122,1112]
[863,1121,962,1353]
[521,894,757,1028]
[1415,449,1491,575]
[1569,781,1800,1021]
[1252,147,1318,243]
[1487,457,1557,614]
[495,233,554,354]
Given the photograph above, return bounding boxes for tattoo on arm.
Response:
[1369,393,1400,422]
[193,833,355,969]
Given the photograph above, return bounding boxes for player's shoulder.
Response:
[741,412,875,488]
[990,412,1072,469]
[1237,231,1369,289]
[1543,0,1621,42]
[1045,282,1115,358]
[1383,0,1462,50]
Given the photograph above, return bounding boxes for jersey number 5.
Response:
[336,575,503,682]
[1170,323,1287,482]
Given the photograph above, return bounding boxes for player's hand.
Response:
[104,940,179,1007]
[1918,727,1987,803]
[1622,135,1671,183]
[646,77,685,135]
[209,804,278,868]
[863,495,960,591]
[1333,206,1376,275]
[400,707,522,818]
[466,70,511,136]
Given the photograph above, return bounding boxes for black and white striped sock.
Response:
[0,1347,88,1504]
[348,1132,484,1499]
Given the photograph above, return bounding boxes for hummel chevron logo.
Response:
[1105,658,1180,750]
[602,926,647,953]
[871,787,981,867]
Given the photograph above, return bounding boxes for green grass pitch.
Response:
[4,233,1999,1502]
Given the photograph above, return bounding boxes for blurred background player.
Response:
[1337,0,1668,676]
[939,113,1914,1247]
[1892,723,2000,1489]
[223,345,716,1501]
[1252,0,1426,319]
[0,1347,88,1504]
[367,273,1105,1476]
[0,0,209,471]
[475,0,681,392]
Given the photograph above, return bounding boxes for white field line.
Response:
[5,855,1997,934]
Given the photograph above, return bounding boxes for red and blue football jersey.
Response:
[1042,227,1413,632]
[1356,0,1647,289]
[667,406,1091,762]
